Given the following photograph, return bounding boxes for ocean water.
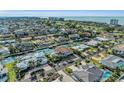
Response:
[64,16,124,25]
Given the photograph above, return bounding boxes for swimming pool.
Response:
[101,70,112,82]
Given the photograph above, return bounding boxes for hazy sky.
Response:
[0,10,124,17]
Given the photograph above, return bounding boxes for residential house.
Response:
[72,44,89,51]
[69,34,80,40]
[0,39,16,46]
[55,46,73,57]
[49,28,58,34]
[14,30,29,38]
[95,37,109,42]
[85,40,100,46]
[0,27,11,35]
[113,44,124,56]
[16,51,48,69]
[80,32,92,38]
[73,65,103,82]
[16,61,29,70]
[15,42,35,52]
[0,46,10,56]
[101,55,124,69]
[57,36,67,42]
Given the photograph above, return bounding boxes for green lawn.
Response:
[5,62,17,82]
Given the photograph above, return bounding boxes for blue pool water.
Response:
[117,61,124,69]
[101,70,112,81]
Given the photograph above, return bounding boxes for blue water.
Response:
[64,16,124,25]
[117,61,124,69]
[101,70,112,81]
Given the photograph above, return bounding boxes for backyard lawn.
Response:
[5,62,17,82]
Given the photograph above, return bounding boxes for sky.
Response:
[0,10,124,17]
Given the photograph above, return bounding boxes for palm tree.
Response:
[59,74,64,81]
[40,68,45,77]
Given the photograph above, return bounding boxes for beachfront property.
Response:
[101,55,124,69]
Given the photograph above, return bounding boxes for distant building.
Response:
[49,27,57,32]
[110,19,119,25]
[69,34,80,40]
[0,27,11,35]
[48,17,64,21]
[14,30,29,38]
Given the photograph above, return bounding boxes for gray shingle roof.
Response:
[73,66,103,82]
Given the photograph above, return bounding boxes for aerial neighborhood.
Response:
[0,17,124,82]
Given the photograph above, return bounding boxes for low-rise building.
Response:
[16,51,48,69]
[56,36,68,42]
[14,30,29,38]
[15,42,35,52]
[95,37,109,42]
[55,46,73,57]
[85,40,100,46]
[113,44,124,56]
[48,17,64,21]
[0,39,16,46]
[49,28,58,34]
[72,65,103,82]
[16,61,29,70]
[0,46,10,56]
[69,34,80,40]
[72,44,89,51]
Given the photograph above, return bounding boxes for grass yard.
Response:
[5,62,17,82]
